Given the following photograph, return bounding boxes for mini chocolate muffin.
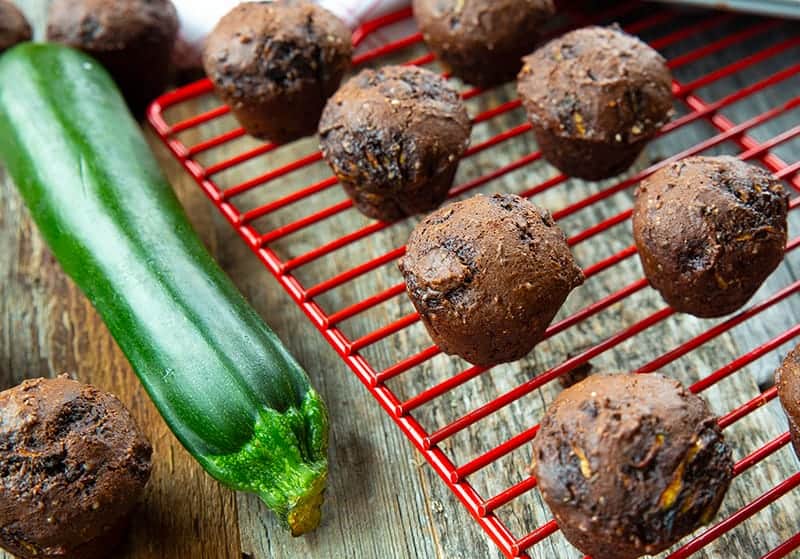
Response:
[398,193,583,366]
[517,25,673,180]
[0,376,152,559]
[0,0,31,54]
[776,344,800,458]
[533,373,733,559]
[633,156,789,318]
[46,0,179,114]
[320,65,471,221]
[204,0,352,143]
[412,0,556,88]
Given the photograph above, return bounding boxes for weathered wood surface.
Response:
[2,2,799,558]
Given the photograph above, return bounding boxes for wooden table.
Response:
[3,2,799,558]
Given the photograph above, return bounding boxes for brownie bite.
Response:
[517,25,673,180]
[0,0,31,54]
[776,345,800,458]
[320,65,471,221]
[633,156,788,318]
[46,0,179,114]
[412,0,556,88]
[398,193,583,366]
[204,0,352,143]
[533,373,733,559]
[0,376,152,559]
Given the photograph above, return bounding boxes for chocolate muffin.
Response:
[0,0,31,54]
[204,0,352,143]
[533,373,733,559]
[412,0,556,88]
[633,156,789,318]
[0,376,152,559]
[517,25,673,180]
[320,65,471,221]
[776,345,800,458]
[46,0,178,114]
[398,193,583,366]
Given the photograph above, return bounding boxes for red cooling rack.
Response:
[148,2,800,557]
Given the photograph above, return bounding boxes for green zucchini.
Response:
[0,43,328,535]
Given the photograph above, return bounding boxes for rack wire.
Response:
[148,2,800,557]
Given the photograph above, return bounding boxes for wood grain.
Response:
[0,141,242,559]
[2,2,800,559]
[1,3,241,558]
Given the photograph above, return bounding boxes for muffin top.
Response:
[399,193,583,366]
[0,0,32,53]
[633,155,788,317]
[533,373,732,559]
[413,0,555,60]
[203,0,352,101]
[319,65,471,190]
[518,25,673,144]
[47,0,178,50]
[0,376,152,557]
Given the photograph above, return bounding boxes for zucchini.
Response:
[0,43,328,535]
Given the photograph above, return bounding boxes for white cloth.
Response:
[317,0,407,28]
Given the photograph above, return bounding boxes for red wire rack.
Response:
[148,2,800,557]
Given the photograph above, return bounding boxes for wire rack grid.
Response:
[148,2,800,558]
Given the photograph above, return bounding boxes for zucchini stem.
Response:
[201,389,329,535]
